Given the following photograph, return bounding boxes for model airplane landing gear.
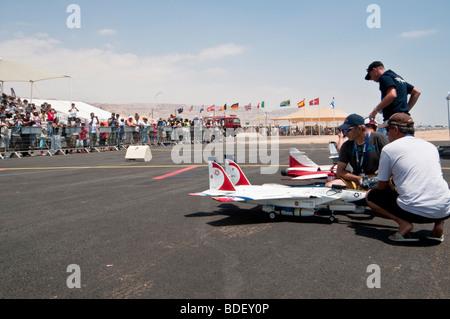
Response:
[261,206,278,221]
[269,212,277,221]
[329,212,338,223]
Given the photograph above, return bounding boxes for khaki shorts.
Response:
[339,179,365,191]
[338,174,378,191]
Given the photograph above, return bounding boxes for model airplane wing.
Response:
[290,173,331,180]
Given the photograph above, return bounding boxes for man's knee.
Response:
[366,188,382,204]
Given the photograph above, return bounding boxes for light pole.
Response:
[447,92,450,140]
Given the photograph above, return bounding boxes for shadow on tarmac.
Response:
[187,204,443,247]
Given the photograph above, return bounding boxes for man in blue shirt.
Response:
[365,61,421,122]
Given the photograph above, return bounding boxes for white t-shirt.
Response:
[134,119,141,132]
[69,108,77,117]
[89,117,98,133]
[378,136,450,219]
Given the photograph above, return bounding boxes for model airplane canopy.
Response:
[0,58,70,82]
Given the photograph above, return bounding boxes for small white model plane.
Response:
[190,159,366,221]
[281,144,338,181]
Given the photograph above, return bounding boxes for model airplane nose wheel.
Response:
[329,212,338,223]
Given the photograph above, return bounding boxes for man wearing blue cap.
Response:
[326,113,388,190]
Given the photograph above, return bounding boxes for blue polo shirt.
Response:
[379,70,415,121]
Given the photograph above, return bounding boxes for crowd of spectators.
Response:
[1,93,348,159]
[4,94,348,160]
[0,94,239,156]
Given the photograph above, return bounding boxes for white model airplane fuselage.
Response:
[190,159,366,221]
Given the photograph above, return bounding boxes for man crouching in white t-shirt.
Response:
[366,113,450,243]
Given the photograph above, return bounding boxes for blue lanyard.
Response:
[354,133,370,173]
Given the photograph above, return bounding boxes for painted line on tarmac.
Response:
[153,166,199,180]
[0,164,289,171]
[0,165,199,171]
[2,165,447,176]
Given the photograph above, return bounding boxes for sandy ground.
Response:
[273,130,450,144]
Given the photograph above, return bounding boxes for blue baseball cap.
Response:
[338,114,365,131]
[365,61,384,80]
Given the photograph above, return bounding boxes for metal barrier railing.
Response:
[1,125,269,159]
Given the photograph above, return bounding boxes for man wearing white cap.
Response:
[364,118,378,133]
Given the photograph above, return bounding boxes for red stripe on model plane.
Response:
[212,197,236,202]
[153,166,198,180]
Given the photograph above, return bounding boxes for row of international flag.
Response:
[178,97,335,114]
[280,98,321,108]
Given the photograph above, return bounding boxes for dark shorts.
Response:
[367,188,450,224]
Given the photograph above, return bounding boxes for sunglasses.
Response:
[344,126,357,133]
[386,125,397,132]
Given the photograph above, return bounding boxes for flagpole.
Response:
[331,97,336,135]
[69,77,73,105]
[318,101,321,136]
[30,81,34,103]
[308,98,312,136]
[306,98,310,136]
[331,96,336,135]
[303,99,306,135]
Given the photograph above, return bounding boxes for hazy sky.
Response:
[1,0,449,124]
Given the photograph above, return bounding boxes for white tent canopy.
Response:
[31,99,112,122]
[0,58,70,82]
[0,58,71,102]
[0,59,112,121]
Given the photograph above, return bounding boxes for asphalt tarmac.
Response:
[1,139,449,299]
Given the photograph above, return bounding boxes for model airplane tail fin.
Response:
[225,159,251,186]
[329,142,339,164]
[209,161,236,192]
[289,148,318,168]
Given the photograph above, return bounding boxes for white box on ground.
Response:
[125,146,152,162]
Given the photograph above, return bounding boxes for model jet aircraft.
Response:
[190,159,366,221]
[281,144,338,181]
